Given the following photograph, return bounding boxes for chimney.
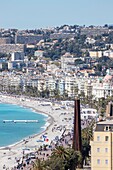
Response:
[106,101,113,117]
[72,98,82,152]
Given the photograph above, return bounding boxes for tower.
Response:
[72,98,82,152]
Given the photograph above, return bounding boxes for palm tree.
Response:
[66,149,82,170]
[32,158,51,170]
[32,159,43,170]
[50,146,82,170]
[32,146,82,170]
[51,146,69,160]
[81,120,95,166]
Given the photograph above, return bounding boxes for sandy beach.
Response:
[0,95,74,169]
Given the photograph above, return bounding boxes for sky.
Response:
[0,0,113,30]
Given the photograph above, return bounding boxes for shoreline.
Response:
[0,100,54,150]
[0,94,73,169]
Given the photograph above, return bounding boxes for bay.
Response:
[0,103,47,147]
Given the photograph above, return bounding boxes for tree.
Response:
[95,64,102,72]
[32,146,82,170]
[33,159,44,170]
[81,120,95,166]
[97,97,106,115]
[50,146,82,170]
[74,59,84,66]
[51,146,70,160]
[53,89,60,99]
[32,158,52,170]
[98,56,110,63]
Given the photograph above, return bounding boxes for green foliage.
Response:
[98,56,110,63]
[81,120,95,165]
[74,59,84,66]
[95,64,102,72]
[43,35,88,60]
[32,147,82,170]
[50,147,82,169]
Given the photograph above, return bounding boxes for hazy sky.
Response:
[0,0,113,29]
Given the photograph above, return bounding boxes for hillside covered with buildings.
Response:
[0,24,113,105]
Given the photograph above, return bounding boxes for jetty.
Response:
[3,120,39,123]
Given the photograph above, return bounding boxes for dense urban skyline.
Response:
[0,0,113,29]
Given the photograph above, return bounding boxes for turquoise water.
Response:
[0,103,47,147]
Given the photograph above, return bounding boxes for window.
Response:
[97,159,100,164]
[97,148,100,152]
[105,159,108,165]
[105,126,111,131]
[105,136,109,141]
[109,126,111,131]
[97,136,100,141]
[105,148,108,152]
[105,126,109,131]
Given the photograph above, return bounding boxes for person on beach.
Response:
[3,164,6,169]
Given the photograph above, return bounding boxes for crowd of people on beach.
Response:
[10,131,73,170]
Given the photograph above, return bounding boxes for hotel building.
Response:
[90,102,113,170]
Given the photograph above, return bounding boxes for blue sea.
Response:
[0,103,47,147]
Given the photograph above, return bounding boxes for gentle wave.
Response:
[41,122,50,130]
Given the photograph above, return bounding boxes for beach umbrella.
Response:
[42,135,47,138]
[36,140,44,142]
[45,138,49,142]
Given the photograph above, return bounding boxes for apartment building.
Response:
[9,75,23,87]
[11,52,24,61]
[84,80,93,97]
[0,74,10,91]
[92,82,113,99]
[34,50,44,58]
[57,78,65,95]
[61,52,75,71]
[89,51,103,58]
[8,61,25,70]
[64,76,78,97]
[92,74,113,99]
[37,77,46,92]
[46,77,56,96]
[0,73,24,91]
[104,50,113,58]
[90,101,113,170]
[90,120,113,170]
